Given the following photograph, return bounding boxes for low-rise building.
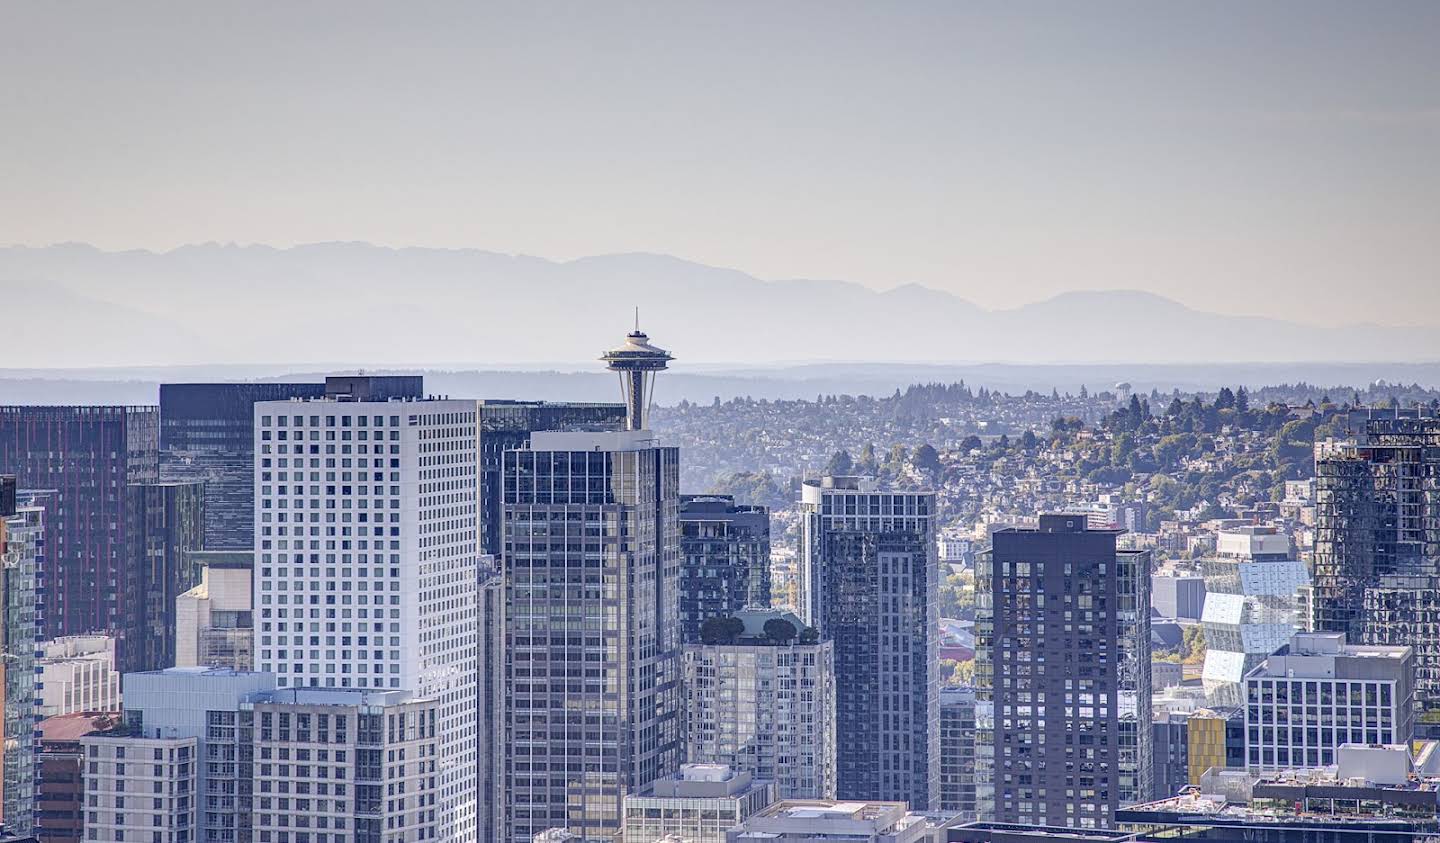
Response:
[35,636,121,718]
[622,764,774,843]
[1245,632,1414,770]
[726,801,931,843]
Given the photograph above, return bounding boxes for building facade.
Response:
[247,687,441,843]
[800,476,940,809]
[36,712,117,843]
[175,552,254,670]
[681,609,836,800]
[1,481,39,835]
[1200,525,1309,706]
[81,734,198,843]
[159,383,329,550]
[0,405,159,640]
[252,394,480,842]
[678,495,772,644]
[1313,409,1440,727]
[502,429,682,842]
[124,480,206,672]
[1244,632,1414,771]
[36,636,121,718]
[940,687,979,819]
[976,515,1153,828]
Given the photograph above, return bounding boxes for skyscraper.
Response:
[0,479,38,835]
[159,382,328,550]
[251,389,480,842]
[682,609,836,799]
[976,514,1152,829]
[474,400,626,843]
[679,494,772,643]
[0,405,159,640]
[939,687,978,820]
[1200,525,1309,705]
[502,327,681,842]
[800,475,939,809]
[501,427,683,842]
[123,480,205,672]
[1313,408,1440,728]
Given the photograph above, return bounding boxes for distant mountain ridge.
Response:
[1,241,1434,368]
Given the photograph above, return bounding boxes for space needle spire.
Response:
[601,317,673,431]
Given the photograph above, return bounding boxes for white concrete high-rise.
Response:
[252,392,480,842]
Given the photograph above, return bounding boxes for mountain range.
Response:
[1,242,1434,368]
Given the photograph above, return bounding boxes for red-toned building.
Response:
[35,712,119,843]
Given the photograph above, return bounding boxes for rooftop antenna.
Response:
[634,306,640,333]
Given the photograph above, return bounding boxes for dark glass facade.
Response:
[800,477,940,809]
[1313,409,1440,729]
[678,494,771,643]
[123,481,205,672]
[159,383,326,549]
[976,515,1152,828]
[501,434,681,842]
[0,406,158,640]
[477,401,626,558]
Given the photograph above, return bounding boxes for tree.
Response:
[912,443,942,475]
[1020,429,1038,451]
[825,450,854,476]
[1181,625,1207,664]
[700,616,746,645]
[960,435,983,453]
[763,617,798,644]
[798,626,819,644]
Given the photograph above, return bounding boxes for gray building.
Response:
[1151,574,1206,622]
[1313,408,1440,729]
[682,609,835,799]
[726,800,932,843]
[940,686,978,820]
[800,475,939,809]
[622,764,775,843]
[159,382,329,550]
[1151,711,1189,801]
[124,480,205,673]
[679,494,772,643]
[501,429,683,842]
[1244,632,1414,770]
[1,481,38,835]
[976,514,1152,829]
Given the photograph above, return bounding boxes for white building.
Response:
[1201,526,1310,705]
[36,635,121,717]
[681,609,835,799]
[622,764,774,843]
[253,395,481,842]
[1244,632,1414,771]
[247,686,441,843]
[175,553,253,670]
[725,801,930,843]
[81,733,197,843]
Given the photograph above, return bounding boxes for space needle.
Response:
[601,316,673,431]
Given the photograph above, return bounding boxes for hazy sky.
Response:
[3,2,1438,324]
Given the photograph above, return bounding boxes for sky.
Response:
[3,1,1438,325]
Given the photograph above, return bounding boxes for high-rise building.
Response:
[501,427,682,842]
[35,636,121,718]
[252,390,480,842]
[175,552,253,670]
[621,764,775,843]
[124,480,206,672]
[1,480,38,835]
[246,686,442,843]
[681,609,835,799]
[976,515,1152,828]
[1313,408,1440,728]
[159,382,329,550]
[1200,525,1309,705]
[0,405,159,640]
[800,475,939,809]
[1151,711,1189,802]
[1244,632,1414,771]
[940,687,978,820]
[474,399,625,843]
[678,495,771,643]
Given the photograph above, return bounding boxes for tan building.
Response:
[35,635,121,718]
[175,553,252,670]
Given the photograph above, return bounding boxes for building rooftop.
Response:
[37,711,121,742]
